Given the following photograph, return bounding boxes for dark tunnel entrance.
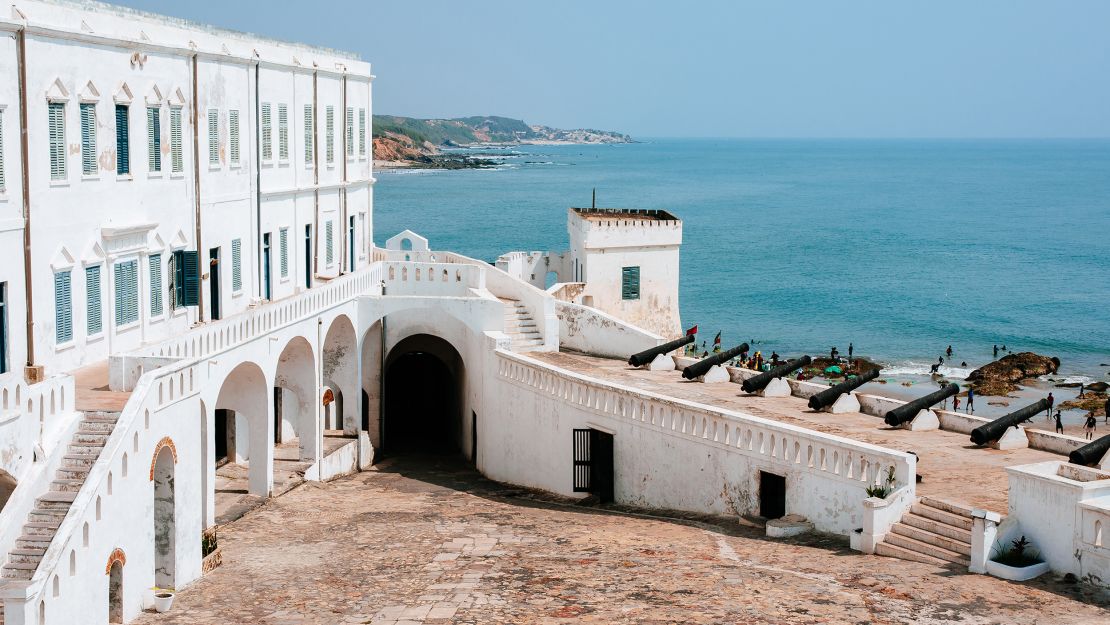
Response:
[383,334,465,455]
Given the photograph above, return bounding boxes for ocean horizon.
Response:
[374,138,1110,388]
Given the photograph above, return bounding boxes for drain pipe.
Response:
[191,53,205,322]
[253,60,262,299]
[340,73,348,274]
[16,26,37,380]
[311,68,320,280]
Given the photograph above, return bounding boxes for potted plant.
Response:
[153,587,175,613]
[986,535,1051,581]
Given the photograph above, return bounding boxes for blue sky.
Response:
[111,0,1110,138]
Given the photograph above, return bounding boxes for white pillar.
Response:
[969,509,1002,574]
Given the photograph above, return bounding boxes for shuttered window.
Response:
[86,265,102,335]
[229,109,240,166]
[207,109,219,165]
[0,109,5,190]
[325,106,335,164]
[231,238,242,292]
[54,271,73,344]
[170,107,183,173]
[325,221,334,265]
[279,227,289,278]
[48,102,66,180]
[304,105,314,165]
[147,107,161,173]
[115,105,130,175]
[80,103,97,175]
[621,266,641,300]
[261,103,272,161]
[114,260,139,326]
[278,104,288,160]
[149,254,163,316]
[345,107,354,157]
[358,108,366,155]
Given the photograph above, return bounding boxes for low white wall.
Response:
[555,301,662,359]
[317,440,358,481]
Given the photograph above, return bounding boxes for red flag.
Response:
[713,331,721,345]
[686,325,698,336]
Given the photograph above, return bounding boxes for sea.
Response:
[374,139,1110,412]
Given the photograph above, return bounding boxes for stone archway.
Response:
[214,362,272,497]
[274,336,317,462]
[151,441,177,589]
[382,334,466,454]
[322,315,358,435]
[106,548,126,623]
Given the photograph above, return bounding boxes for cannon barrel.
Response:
[741,356,813,393]
[969,399,1049,446]
[807,368,881,410]
[1070,433,1110,466]
[628,335,695,367]
[884,383,959,426]
[681,343,749,380]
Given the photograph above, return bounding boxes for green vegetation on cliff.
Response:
[372,115,631,146]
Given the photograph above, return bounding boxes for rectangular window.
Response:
[621,266,641,300]
[229,109,240,166]
[325,221,334,265]
[279,227,289,278]
[149,254,163,317]
[115,104,130,175]
[304,105,314,165]
[54,271,73,344]
[48,102,66,180]
[325,105,335,164]
[86,265,102,335]
[146,107,161,173]
[207,109,219,165]
[114,260,139,326]
[345,107,354,157]
[278,104,288,160]
[231,238,242,292]
[261,103,272,161]
[170,107,183,173]
[80,103,97,175]
[171,250,199,308]
[358,108,366,156]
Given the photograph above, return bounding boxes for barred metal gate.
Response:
[573,428,614,503]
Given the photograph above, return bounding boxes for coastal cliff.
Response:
[373,114,631,168]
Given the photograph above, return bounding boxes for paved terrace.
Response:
[530,351,1068,514]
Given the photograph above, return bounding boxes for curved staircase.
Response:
[875,496,973,567]
[500,298,545,352]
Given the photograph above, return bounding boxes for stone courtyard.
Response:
[134,456,1109,625]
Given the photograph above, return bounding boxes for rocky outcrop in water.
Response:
[966,352,1060,396]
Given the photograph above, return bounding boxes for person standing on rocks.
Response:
[1046,392,1055,419]
[1055,410,1064,434]
[848,342,854,362]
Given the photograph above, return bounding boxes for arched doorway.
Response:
[214,362,271,497]
[152,442,176,590]
[383,334,465,454]
[106,549,125,623]
[322,315,357,435]
[274,336,316,462]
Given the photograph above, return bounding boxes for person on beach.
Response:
[966,388,975,413]
[830,346,838,360]
[946,345,953,358]
[1105,396,1110,424]
[1046,392,1054,419]
[1079,383,1085,397]
[1085,413,1097,440]
[770,351,780,366]
[994,345,999,357]
[953,396,960,412]
[1055,411,1064,434]
[848,343,854,361]
[939,356,945,365]
[1001,345,1007,352]
[930,363,941,374]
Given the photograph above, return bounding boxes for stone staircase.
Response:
[500,298,544,352]
[1,412,120,582]
[875,496,973,568]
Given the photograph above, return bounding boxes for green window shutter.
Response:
[170,107,183,173]
[345,107,354,157]
[325,106,334,163]
[208,109,219,165]
[147,107,161,173]
[261,103,272,161]
[229,110,240,165]
[278,104,288,160]
[0,109,6,190]
[325,221,334,265]
[172,250,199,307]
[80,103,97,175]
[231,238,242,292]
[149,253,163,316]
[86,265,102,335]
[114,260,139,326]
[358,108,366,155]
[279,228,289,277]
[48,102,66,180]
[115,105,130,175]
[54,271,72,343]
[304,105,314,164]
[621,266,641,300]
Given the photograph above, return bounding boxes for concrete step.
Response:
[35,494,75,511]
[9,547,46,564]
[874,542,954,568]
[900,513,972,543]
[83,413,120,423]
[883,532,970,566]
[2,562,37,580]
[67,443,105,456]
[61,454,98,469]
[23,521,61,536]
[889,522,971,556]
[16,535,52,550]
[909,503,973,531]
[919,496,977,518]
[511,339,545,348]
[78,421,115,434]
[73,431,110,445]
[55,467,90,481]
[28,509,68,524]
[51,478,86,493]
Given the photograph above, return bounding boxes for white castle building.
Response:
[0,2,1108,624]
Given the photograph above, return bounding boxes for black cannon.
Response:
[969,399,1049,446]
[884,383,959,427]
[807,368,881,410]
[741,356,812,393]
[1070,433,1110,466]
[681,343,749,380]
[627,335,695,367]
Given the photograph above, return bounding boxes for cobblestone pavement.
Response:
[135,456,1110,625]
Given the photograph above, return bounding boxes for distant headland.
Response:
[373,114,632,169]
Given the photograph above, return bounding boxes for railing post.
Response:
[969,509,1001,574]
